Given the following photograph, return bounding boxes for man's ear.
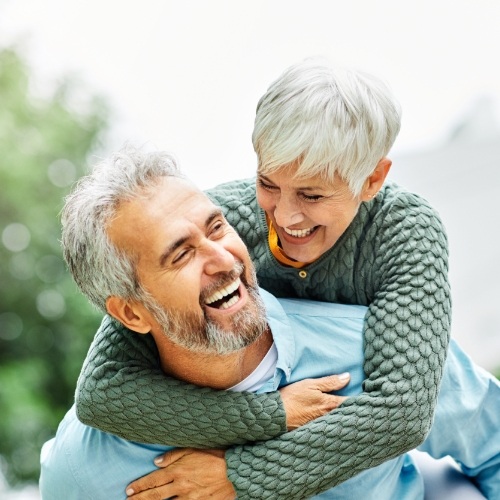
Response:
[106,296,152,334]
[360,157,392,201]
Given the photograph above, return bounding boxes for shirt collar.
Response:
[259,288,296,386]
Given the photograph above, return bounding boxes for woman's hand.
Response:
[125,374,350,498]
[279,373,350,430]
[126,448,236,500]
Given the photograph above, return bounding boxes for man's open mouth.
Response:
[204,278,241,310]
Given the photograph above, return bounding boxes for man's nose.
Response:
[274,195,304,227]
[202,239,235,275]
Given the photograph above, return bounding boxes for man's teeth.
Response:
[220,295,239,310]
[284,226,314,238]
[205,278,241,307]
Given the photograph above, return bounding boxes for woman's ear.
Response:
[361,157,392,201]
[106,296,152,334]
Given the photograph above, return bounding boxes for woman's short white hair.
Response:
[252,57,402,196]
[61,146,184,312]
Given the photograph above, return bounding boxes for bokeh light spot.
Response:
[9,252,36,280]
[0,312,23,341]
[2,223,31,252]
[35,255,65,283]
[36,289,66,319]
[47,158,77,187]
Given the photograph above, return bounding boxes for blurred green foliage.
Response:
[0,46,109,485]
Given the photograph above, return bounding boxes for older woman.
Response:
[75,59,451,498]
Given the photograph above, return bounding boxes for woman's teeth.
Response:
[284,226,315,238]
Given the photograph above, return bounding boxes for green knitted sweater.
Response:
[75,179,451,499]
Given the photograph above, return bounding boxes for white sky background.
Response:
[2,0,500,188]
[1,0,500,370]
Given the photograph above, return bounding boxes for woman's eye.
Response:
[258,178,277,191]
[300,193,323,202]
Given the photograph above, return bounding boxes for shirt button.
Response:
[298,270,307,279]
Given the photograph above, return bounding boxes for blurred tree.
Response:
[0,46,109,485]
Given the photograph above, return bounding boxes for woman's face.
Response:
[256,164,363,263]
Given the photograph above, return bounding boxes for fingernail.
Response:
[126,488,134,496]
[338,372,350,380]
[154,456,163,465]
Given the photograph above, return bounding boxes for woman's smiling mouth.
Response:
[283,226,318,238]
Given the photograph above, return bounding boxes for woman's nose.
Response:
[274,195,304,227]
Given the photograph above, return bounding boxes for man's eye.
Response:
[172,249,190,264]
[209,222,226,239]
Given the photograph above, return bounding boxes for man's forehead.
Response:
[108,176,214,247]
[157,177,216,221]
[156,175,202,200]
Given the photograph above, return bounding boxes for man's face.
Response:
[107,176,267,354]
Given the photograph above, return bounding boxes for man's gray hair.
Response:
[253,57,402,196]
[61,146,185,312]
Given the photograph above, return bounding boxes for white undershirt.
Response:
[228,342,278,392]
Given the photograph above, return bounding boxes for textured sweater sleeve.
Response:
[75,318,287,447]
[224,193,452,499]
[76,181,451,498]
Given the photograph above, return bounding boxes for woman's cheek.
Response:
[256,189,272,211]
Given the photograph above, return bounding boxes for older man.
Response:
[40,148,499,499]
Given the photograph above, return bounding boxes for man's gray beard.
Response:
[141,269,268,355]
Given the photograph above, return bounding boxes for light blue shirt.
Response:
[40,290,500,499]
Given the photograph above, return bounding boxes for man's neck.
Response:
[152,327,274,390]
